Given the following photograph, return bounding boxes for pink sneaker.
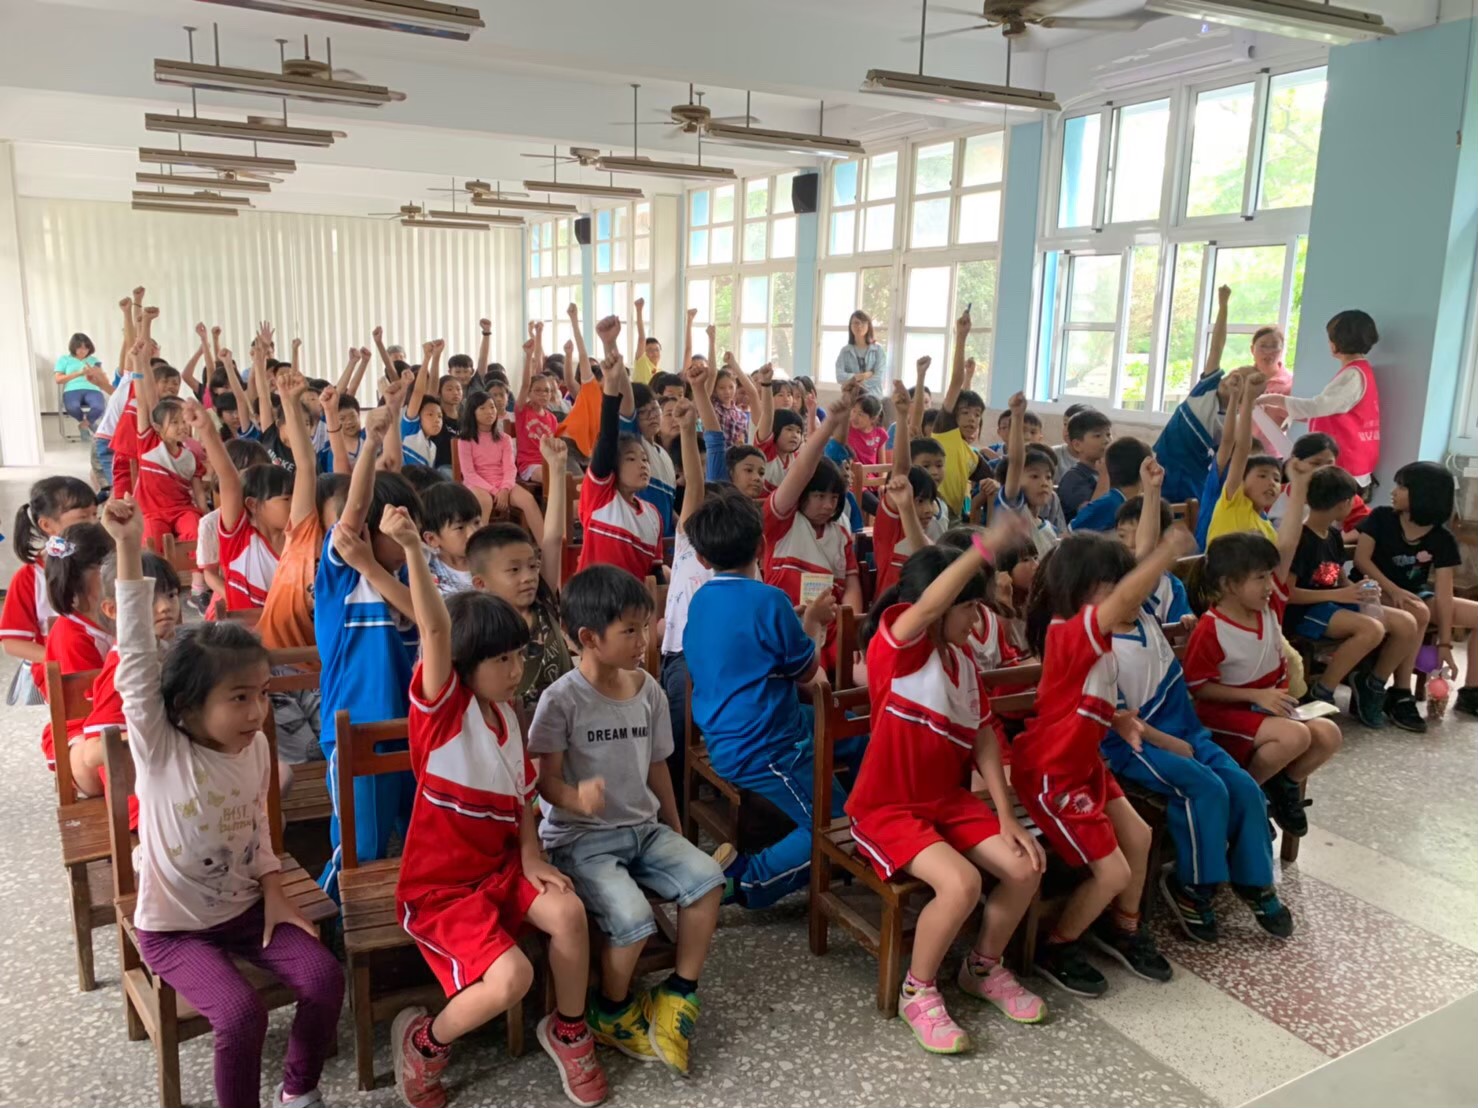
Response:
[898,984,971,1054]
[536,1014,610,1107]
[957,959,1048,1024]
[391,1006,449,1108]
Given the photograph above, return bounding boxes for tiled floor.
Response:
[1,444,1475,1107]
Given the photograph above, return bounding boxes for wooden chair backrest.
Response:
[980,631,1189,715]
[46,661,100,804]
[334,710,412,871]
[1169,498,1200,537]
[834,605,857,690]
[224,605,262,629]
[265,646,321,690]
[162,535,198,576]
[810,680,870,836]
[851,463,891,501]
[643,576,667,677]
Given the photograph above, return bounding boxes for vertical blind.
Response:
[17,198,522,407]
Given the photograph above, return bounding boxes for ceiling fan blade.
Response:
[708,114,761,125]
[929,3,988,17]
[1038,13,1158,30]
[606,121,672,127]
[902,23,992,42]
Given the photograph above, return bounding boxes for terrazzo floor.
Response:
[2,445,1476,1107]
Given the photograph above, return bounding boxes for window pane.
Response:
[634,202,650,235]
[957,191,1000,244]
[1109,99,1169,224]
[820,329,850,383]
[863,203,895,252]
[690,189,709,227]
[713,185,735,224]
[633,282,649,322]
[774,172,796,214]
[906,266,951,328]
[1068,255,1121,324]
[1063,331,1114,398]
[687,279,711,323]
[1286,235,1308,373]
[635,237,650,271]
[596,243,611,273]
[529,252,541,279]
[741,328,767,368]
[613,241,627,272]
[832,161,859,207]
[771,216,796,259]
[829,210,855,255]
[713,275,735,328]
[1186,82,1254,218]
[527,289,540,322]
[596,208,612,240]
[822,272,857,326]
[1260,68,1326,210]
[556,221,569,248]
[962,132,1004,187]
[1163,243,1205,411]
[746,178,769,218]
[769,325,794,368]
[611,282,628,320]
[614,206,628,239]
[529,223,542,250]
[903,331,948,392]
[861,267,892,346]
[868,152,898,201]
[954,259,997,367]
[1120,245,1160,411]
[1213,244,1286,325]
[743,221,767,262]
[711,225,734,265]
[910,197,950,249]
[688,229,708,266]
[914,142,953,195]
[1058,113,1101,228]
[595,283,614,318]
[772,270,796,326]
[741,276,769,324]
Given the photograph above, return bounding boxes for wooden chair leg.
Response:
[118,931,147,1041]
[156,986,182,1108]
[877,902,904,1018]
[1280,782,1306,864]
[505,994,525,1058]
[1141,821,1167,920]
[1006,891,1040,976]
[67,863,96,992]
[807,854,830,957]
[350,959,375,1092]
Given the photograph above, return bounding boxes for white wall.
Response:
[15,198,522,413]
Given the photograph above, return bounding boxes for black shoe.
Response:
[1034,939,1107,998]
[1454,686,1478,718]
[1262,772,1309,837]
[1160,872,1219,943]
[190,590,212,618]
[1384,688,1428,733]
[1233,883,1294,940]
[1347,672,1387,728]
[1085,917,1173,982]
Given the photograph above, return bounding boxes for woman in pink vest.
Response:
[1259,309,1381,488]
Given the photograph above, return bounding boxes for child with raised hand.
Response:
[380,505,606,1108]
[849,521,1048,1055]
[710,346,754,449]
[1355,461,1475,716]
[931,313,992,519]
[40,522,115,771]
[419,482,482,595]
[578,321,662,580]
[873,368,938,596]
[1068,437,1154,535]
[131,328,207,586]
[1016,527,1192,997]
[400,339,446,469]
[531,565,725,1076]
[515,327,559,485]
[1114,457,1194,625]
[996,392,1059,556]
[752,362,804,490]
[1187,459,1342,840]
[100,495,343,1108]
[1206,371,1282,545]
[618,365,679,537]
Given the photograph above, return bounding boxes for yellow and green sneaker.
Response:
[646,985,700,1077]
[586,994,657,1063]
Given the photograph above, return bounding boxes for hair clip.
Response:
[45,535,76,559]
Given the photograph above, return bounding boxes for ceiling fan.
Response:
[608,84,760,134]
[904,0,1159,46]
[521,147,604,168]
[425,177,530,199]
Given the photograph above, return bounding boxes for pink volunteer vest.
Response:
[1309,359,1380,477]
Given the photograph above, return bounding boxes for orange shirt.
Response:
[556,378,603,458]
[257,514,324,654]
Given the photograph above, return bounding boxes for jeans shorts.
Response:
[1293,600,1358,639]
[549,823,723,947]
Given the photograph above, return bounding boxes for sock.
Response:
[965,950,999,977]
[902,970,933,996]
[552,1011,587,1044]
[1110,907,1140,934]
[662,972,698,996]
[596,991,629,1015]
[412,1018,451,1059]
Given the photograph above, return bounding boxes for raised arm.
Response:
[1277,457,1312,582]
[775,397,852,518]
[885,475,927,552]
[675,399,705,528]
[1202,284,1230,380]
[184,398,242,531]
[345,347,371,402]
[383,505,451,696]
[252,321,276,435]
[336,416,387,535]
[1002,390,1027,502]
[635,297,649,354]
[934,311,972,434]
[752,363,775,442]
[334,345,359,395]
[405,341,435,420]
[476,316,492,377]
[1098,526,1196,634]
[538,435,568,594]
[115,294,136,385]
[132,338,157,438]
[908,356,929,441]
[378,376,407,472]
[891,513,1028,643]
[1222,371,1264,505]
[320,385,351,476]
[372,324,395,376]
[889,380,914,480]
[1216,370,1244,472]
[728,354,762,413]
[277,359,320,528]
[1134,457,1165,560]
[181,323,208,396]
[681,307,696,373]
[588,336,627,482]
[517,334,537,408]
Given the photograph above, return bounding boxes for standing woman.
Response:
[55,333,108,432]
[1247,324,1293,426]
[836,311,887,400]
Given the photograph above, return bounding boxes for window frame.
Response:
[526,215,583,352]
[591,200,652,341]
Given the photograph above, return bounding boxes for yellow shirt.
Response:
[931,428,978,516]
[632,354,655,386]
[1207,484,1277,544]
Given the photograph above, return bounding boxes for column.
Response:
[792,174,821,381]
[0,142,42,466]
[990,121,1044,410]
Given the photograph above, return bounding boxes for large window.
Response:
[593,201,652,339]
[527,215,582,352]
[1040,65,1326,414]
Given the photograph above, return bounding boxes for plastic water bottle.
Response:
[1427,673,1450,720]
[1358,579,1384,620]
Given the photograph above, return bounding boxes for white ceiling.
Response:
[0,0,1446,218]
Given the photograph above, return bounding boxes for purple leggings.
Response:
[136,899,344,1108]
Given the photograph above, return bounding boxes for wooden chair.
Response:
[45,661,108,992]
[264,646,334,828]
[334,711,525,1090]
[679,677,789,855]
[643,576,668,678]
[210,597,264,628]
[99,725,338,1108]
[850,462,891,524]
[160,534,198,578]
[1169,498,1200,537]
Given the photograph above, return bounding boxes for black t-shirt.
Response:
[1284,523,1349,629]
[257,425,296,473]
[429,424,455,469]
[1356,505,1459,594]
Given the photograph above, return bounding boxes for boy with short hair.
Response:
[632,296,660,385]
[1070,437,1153,533]
[932,314,992,519]
[985,408,1040,456]
[1057,409,1114,523]
[995,392,1060,556]
[649,371,687,402]
[1206,371,1281,545]
[752,363,806,490]
[531,565,726,1076]
[909,437,951,539]
[619,379,678,536]
[419,481,481,595]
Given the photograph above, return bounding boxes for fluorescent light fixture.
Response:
[131,189,253,206]
[139,147,297,173]
[402,218,488,230]
[861,69,1062,112]
[1145,0,1393,44]
[145,113,342,148]
[136,171,273,193]
[192,0,485,41]
[701,122,862,160]
[426,209,523,225]
[469,194,579,213]
[597,155,735,181]
[522,180,644,200]
[132,200,239,217]
[153,57,403,106]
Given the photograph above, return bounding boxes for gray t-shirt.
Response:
[527,668,674,849]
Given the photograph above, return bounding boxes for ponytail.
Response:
[1023,545,1061,660]
[859,584,902,652]
[15,476,96,562]
[44,522,114,616]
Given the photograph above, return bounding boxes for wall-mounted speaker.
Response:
[574,216,592,245]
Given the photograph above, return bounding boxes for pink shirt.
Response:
[848,424,889,467]
[457,431,516,493]
[516,405,557,473]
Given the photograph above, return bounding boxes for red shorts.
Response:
[849,789,1002,880]
[143,504,201,549]
[1194,702,1267,767]
[399,868,541,996]
[1013,760,1124,867]
[112,452,135,499]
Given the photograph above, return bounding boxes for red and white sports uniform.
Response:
[40,613,112,767]
[967,603,1030,757]
[81,648,140,827]
[1,560,54,691]
[870,495,917,598]
[757,436,793,491]
[1183,577,1290,765]
[577,470,662,580]
[109,382,140,498]
[846,605,1001,879]
[1012,606,1124,866]
[762,492,858,669]
[396,664,540,996]
[135,428,202,547]
[217,513,280,611]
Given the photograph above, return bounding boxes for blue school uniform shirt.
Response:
[1195,462,1226,551]
[316,429,365,474]
[683,575,816,779]
[314,526,419,738]
[824,439,850,467]
[1069,488,1126,533]
[400,414,434,468]
[1145,572,1192,624]
[1111,613,1207,742]
[620,414,675,535]
[1154,370,1225,503]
